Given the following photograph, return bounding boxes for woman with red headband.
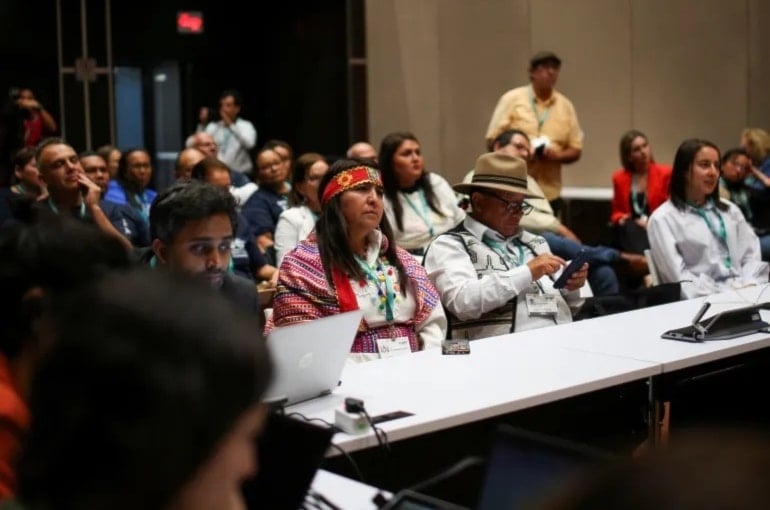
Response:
[267,159,446,363]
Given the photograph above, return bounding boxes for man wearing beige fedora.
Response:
[423,152,587,340]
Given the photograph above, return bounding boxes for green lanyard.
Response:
[691,202,731,269]
[48,197,86,219]
[355,255,397,322]
[529,87,550,133]
[483,234,524,267]
[630,178,648,218]
[403,188,434,237]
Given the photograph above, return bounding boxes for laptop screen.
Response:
[476,425,613,510]
[241,411,335,510]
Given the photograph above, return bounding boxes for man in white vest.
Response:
[423,152,587,340]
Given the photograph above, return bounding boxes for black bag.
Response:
[573,282,681,320]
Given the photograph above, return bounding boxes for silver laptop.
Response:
[263,310,364,406]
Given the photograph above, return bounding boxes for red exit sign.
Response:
[177,11,204,34]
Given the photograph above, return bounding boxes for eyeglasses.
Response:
[481,191,533,215]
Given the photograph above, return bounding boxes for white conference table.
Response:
[526,285,770,372]
[287,334,659,454]
[310,469,390,509]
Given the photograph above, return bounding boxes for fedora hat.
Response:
[453,152,543,198]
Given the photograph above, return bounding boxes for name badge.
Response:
[376,337,411,358]
[526,293,558,316]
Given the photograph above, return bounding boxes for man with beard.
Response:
[140,180,260,316]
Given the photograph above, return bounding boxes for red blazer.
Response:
[611,162,672,224]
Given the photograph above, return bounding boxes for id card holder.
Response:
[526,293,558,316]
[376,337,411,358]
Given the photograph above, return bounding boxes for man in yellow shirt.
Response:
[485,51,583,216]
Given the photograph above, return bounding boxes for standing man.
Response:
[202,89,257,176]
[485,51,583,216]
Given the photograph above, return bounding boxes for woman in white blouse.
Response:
[379,132,465,257]
[648,138,769,299]
[274,153,328,264]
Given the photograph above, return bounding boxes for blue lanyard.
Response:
[529,87,550,133]
[48,197,86,219]
[690,201,731,269]
[355,255,397,322]
[403,188,434,237]
[483,235,524,267]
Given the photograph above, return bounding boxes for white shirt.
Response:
[348,229,447,363]
[274,205,317,265]
[385,173,466,251]
[648,199,769,299]
[424,215,582,340]
[205,118,257,174]
[229,182,259,211]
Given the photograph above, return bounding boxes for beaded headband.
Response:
[321,166,383,206]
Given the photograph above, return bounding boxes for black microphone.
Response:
[691,302,711,340]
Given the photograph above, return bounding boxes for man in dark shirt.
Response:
[34,137,131,250]
[80,150,150,247]
[141,180,260,317]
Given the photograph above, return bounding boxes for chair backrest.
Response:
[644,249,660,286]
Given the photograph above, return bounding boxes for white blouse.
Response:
[274,205,317,265]
[648,199,769,299]
[384,173,466,252]
[347,229,446,364]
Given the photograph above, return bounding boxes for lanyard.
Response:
[691,202,731,269]
[403,188,434,237]
[529,87,550,133]
[483,234,524,267]
[355,256,397,322]
[48,197,86,219]
[630,178,648,218]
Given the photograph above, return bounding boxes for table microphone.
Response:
[691,302,711,340]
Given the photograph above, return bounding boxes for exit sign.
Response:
[177,11,204,34]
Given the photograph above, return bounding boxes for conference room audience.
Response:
[648,139,768,299]
[0,215,129,499]
[379,131,465,258]
[610,130,671,254]
[14,269,273,510]
[424,152,587,340]
[269,159,446,363]
[263,139,294,183]
[274,152,328,264]
[174,147,205,181]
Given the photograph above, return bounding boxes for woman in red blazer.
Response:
[610,130,672,253]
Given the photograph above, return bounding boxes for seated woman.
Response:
[242,146,291,258]
[648,139,768,299]
[610,130,671,254]
[740,128,770,230]
[104,148,157,223]
[274,152,328,264]
[14,269,273,510]
[379,132,465,258]
[269,159,446,363]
